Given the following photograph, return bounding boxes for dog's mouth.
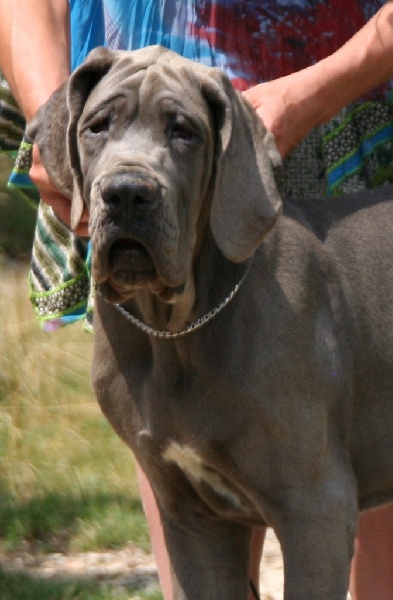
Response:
[104,238,156,298]
[98,238,185,303]
[109,238,155,279]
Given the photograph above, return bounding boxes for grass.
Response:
[0,567,163,600]
[0,264,162,599]
[0,155,36,258]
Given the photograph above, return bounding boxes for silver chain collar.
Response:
[95,260,252,339]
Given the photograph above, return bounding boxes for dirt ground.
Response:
[0,528,351,599]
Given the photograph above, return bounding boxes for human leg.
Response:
[136,463,174,599]
[248,527,266,599]
[350,503,393,600]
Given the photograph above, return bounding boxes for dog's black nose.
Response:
[100,174,159,216]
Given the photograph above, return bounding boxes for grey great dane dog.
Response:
[28,45,393,599]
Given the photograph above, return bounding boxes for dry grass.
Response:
[0,263,149,554]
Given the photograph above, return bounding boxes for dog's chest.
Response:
[136,380,265,524]
[163,441,245,509]
[143,433,263,523]
[93,322,270,523]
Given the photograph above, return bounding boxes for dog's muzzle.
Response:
[92,171,184,303]
[101,171,160,276]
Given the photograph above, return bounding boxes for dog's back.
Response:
[284,182,393,241]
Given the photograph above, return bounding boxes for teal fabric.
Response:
[70,0,106,70]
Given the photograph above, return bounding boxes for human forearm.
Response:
[306,1,393,124]
[0,0,70,121]
[0,0,88,235]
[244,2,393,157]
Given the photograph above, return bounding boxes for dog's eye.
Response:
[170,124,195,143]
[85,118,110,136]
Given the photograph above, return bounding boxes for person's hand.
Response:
[244,63,334,158]
[243,79,290,158]
[243,71,319,159]
[30,144,89,237]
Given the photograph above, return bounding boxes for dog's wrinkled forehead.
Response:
[82,53,211,121]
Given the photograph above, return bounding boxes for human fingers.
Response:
[243,82,290,157]
[30,144,89,236]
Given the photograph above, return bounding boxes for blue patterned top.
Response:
[69,0,391,94]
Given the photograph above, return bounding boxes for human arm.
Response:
[243,2,393,158]
[0,0,89,235]
[0,0,70,121]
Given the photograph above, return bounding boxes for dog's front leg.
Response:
[280,521,353,600]
[160,510,252,600]
[271,473,358,600]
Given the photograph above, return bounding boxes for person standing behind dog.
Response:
[0,2,392,599]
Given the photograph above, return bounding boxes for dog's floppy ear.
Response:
[26,81,73,197]
[201,69,282,262]
[27,47,117,229]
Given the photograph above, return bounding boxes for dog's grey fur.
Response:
[28,45,393,599]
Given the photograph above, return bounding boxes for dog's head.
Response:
[28,45,282,304]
